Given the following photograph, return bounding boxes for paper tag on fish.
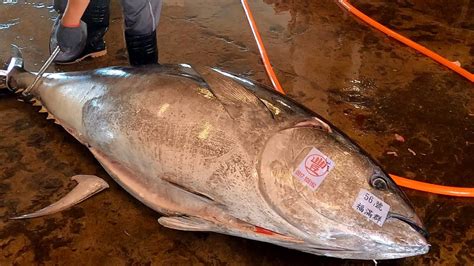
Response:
[352,189,390,226]
[292,147,335,190]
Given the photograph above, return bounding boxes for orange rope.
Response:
[338,0,474,83]
[240,0,474,197]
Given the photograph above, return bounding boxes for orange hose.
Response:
[390,174,474,197]
[240,0,285,94]
[240,0,474,197]
[338,0,474,83]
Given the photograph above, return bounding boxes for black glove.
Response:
[56,21,88,53]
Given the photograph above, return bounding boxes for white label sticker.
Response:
[352,189,390,226]
[292,147,335,190]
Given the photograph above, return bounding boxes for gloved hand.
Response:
[56,20,88,53]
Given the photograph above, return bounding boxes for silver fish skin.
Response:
[3,52,429,260]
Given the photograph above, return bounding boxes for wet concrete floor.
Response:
[0,0,473,264]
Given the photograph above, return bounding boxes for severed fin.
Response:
[158,216,216,232]
[11,175,109,219]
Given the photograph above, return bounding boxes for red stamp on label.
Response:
[305,155,329,177]
[292,147,335,191]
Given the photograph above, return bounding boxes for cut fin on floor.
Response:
[11,175,109,219]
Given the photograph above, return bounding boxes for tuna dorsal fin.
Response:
[158,216,216,232]
[197,67,274,122]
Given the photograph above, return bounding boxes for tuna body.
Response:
[5,63,429,259]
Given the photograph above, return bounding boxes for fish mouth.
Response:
[353,215,430,259]
[389,213,429,239]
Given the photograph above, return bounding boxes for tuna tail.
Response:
[1,45,35,95]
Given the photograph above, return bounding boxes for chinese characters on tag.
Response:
[352,189,390,226]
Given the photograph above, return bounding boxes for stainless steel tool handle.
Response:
[23,46,60,95]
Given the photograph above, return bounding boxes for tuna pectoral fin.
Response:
[11,175,109,219]
[158,216,216,232]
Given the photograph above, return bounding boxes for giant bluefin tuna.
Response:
[1,46,429,260]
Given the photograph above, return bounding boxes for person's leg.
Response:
[53,0,68,13]
[80,0,110,58]
[120,0,162,66]
[52,0,109,64]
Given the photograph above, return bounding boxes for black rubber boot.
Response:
[81,0,109,57]
[52,0,110,64]
[125,31,158,66]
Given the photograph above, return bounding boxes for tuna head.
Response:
[257,118,429,259]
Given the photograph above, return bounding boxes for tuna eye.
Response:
[370,175,388,190]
